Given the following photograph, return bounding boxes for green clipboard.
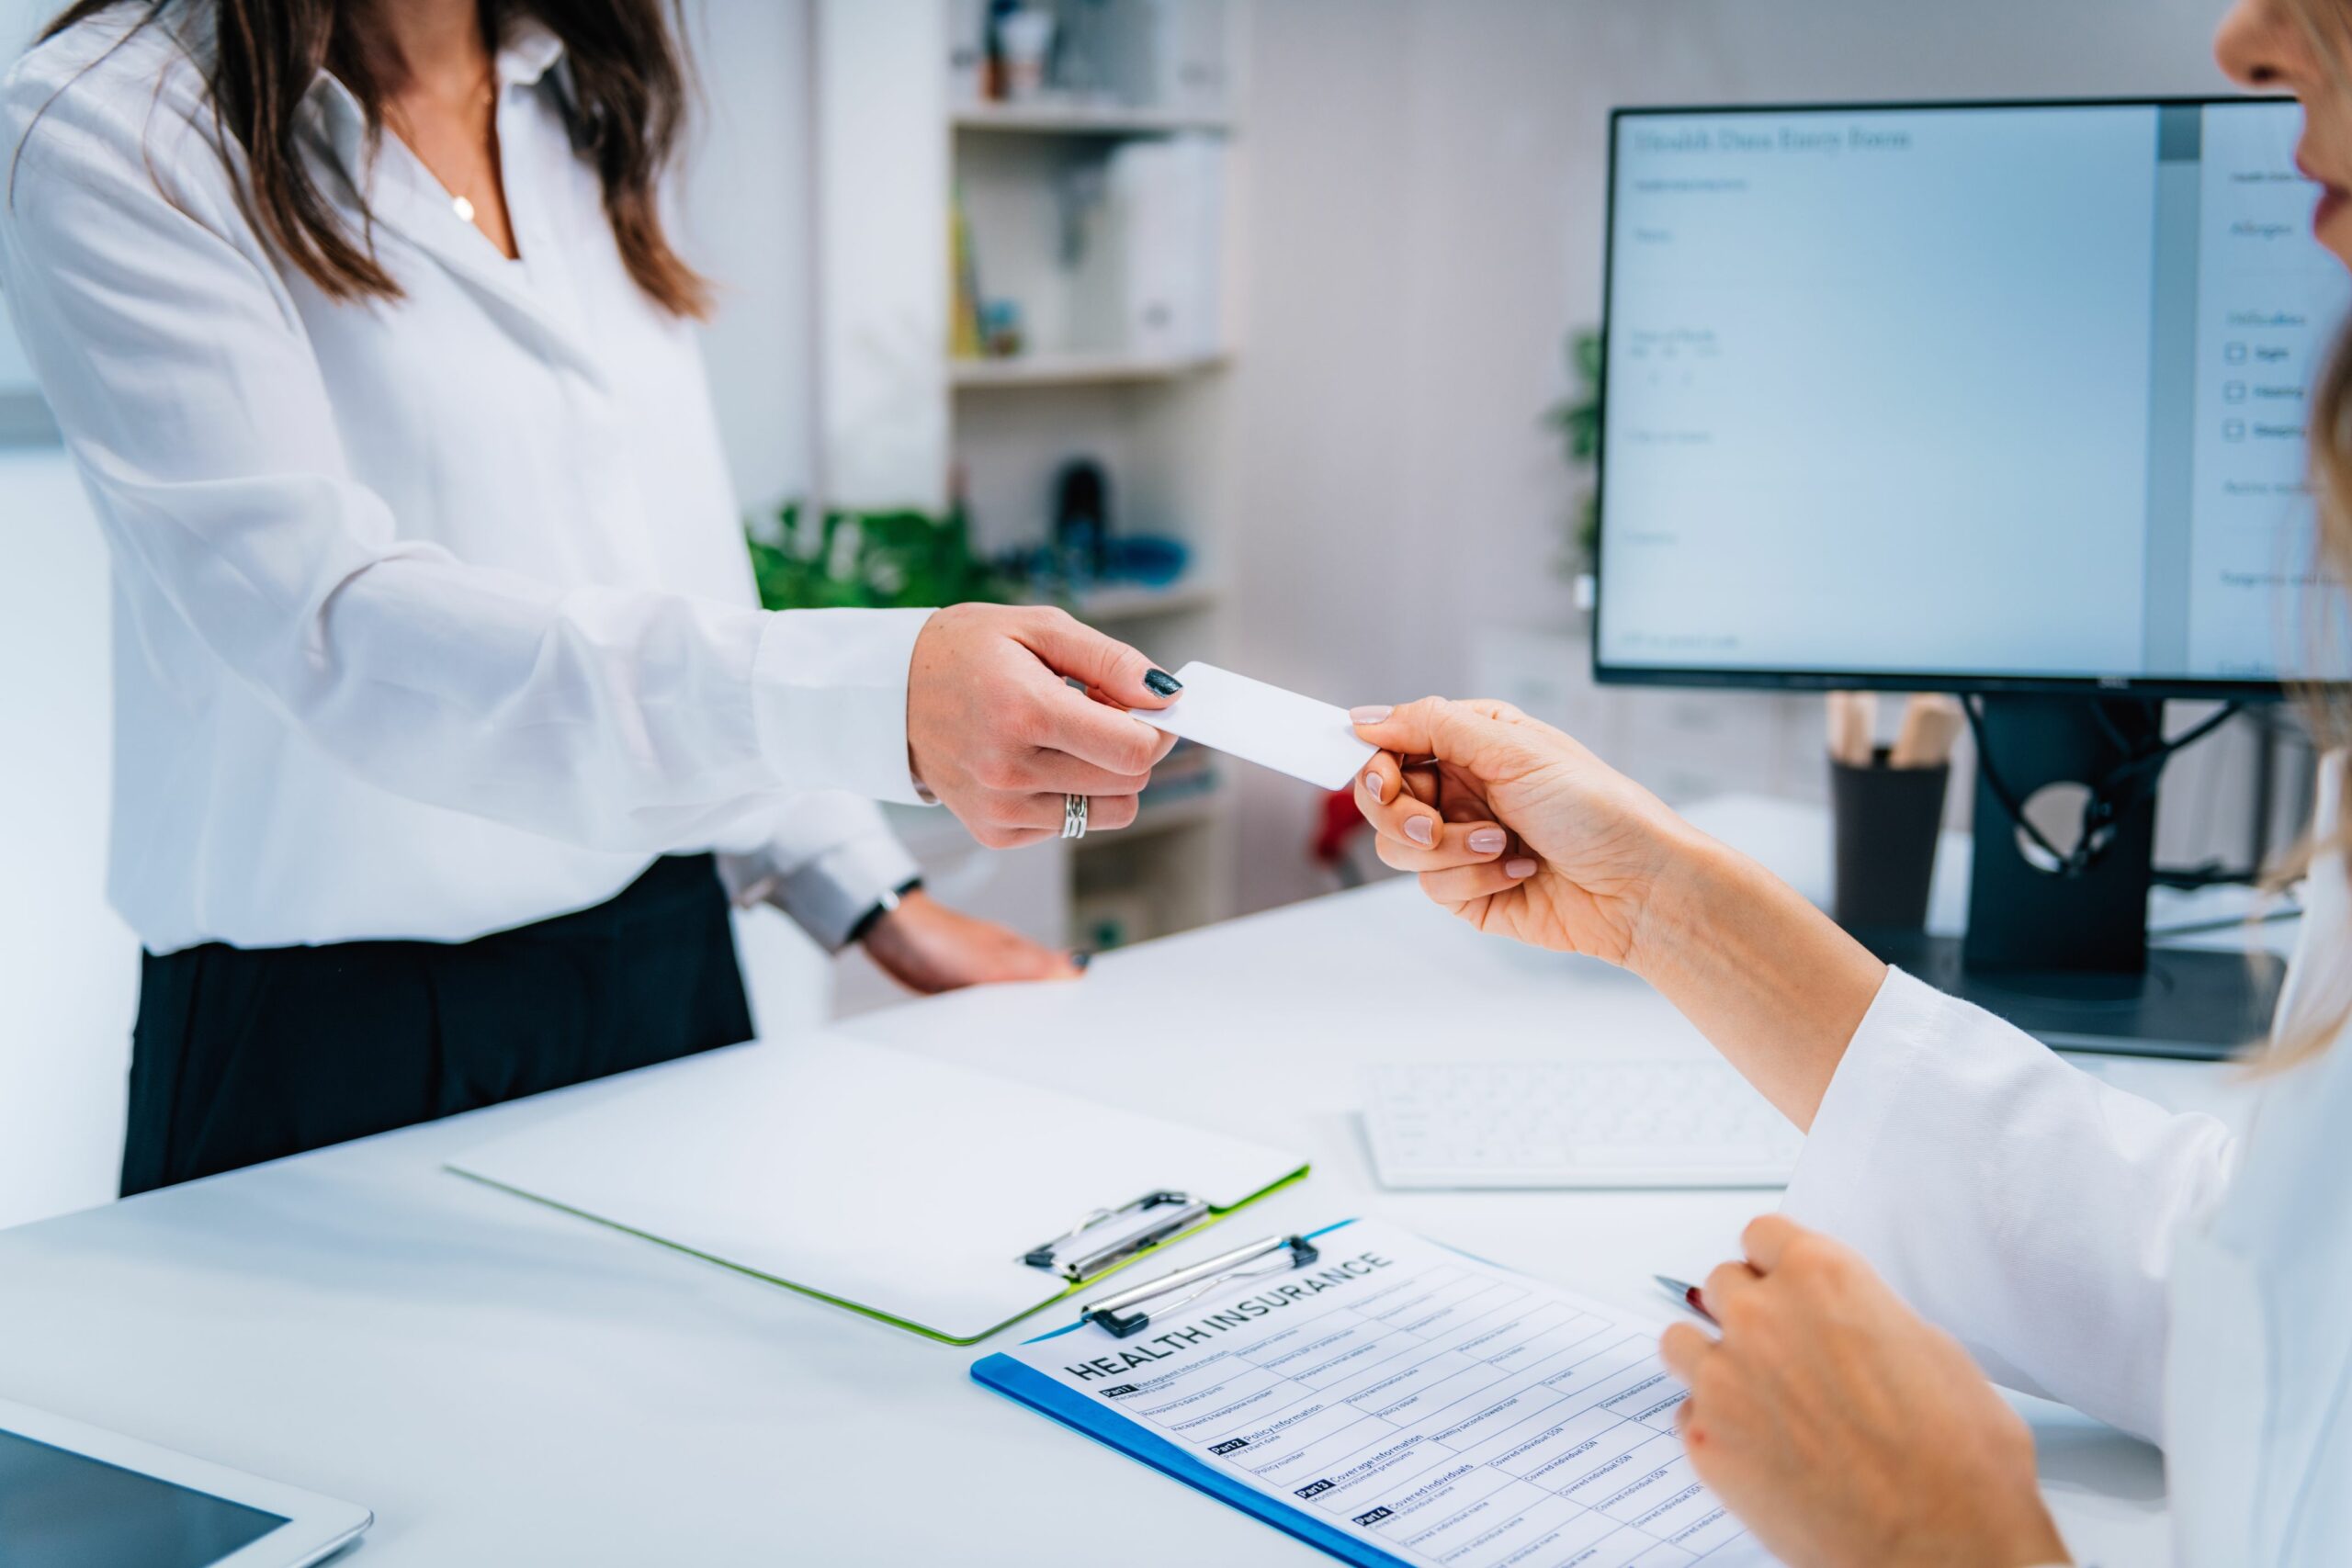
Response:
[448,1031,1311,1343]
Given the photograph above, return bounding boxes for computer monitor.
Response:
[1592,99,2349,1055]
[1598,97,2350,694]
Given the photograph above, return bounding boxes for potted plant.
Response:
[1544,327,1601,604]
[746,499,1021,612]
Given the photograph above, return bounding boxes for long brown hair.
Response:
[35,0,709,316]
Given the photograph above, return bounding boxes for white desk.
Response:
[0,797,2251,1565]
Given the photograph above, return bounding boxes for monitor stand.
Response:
[1849,694,2282,1061]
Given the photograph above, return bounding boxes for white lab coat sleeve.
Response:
[0,61,928,855]
[1781,968,2235,1444]
[713,792,923,953]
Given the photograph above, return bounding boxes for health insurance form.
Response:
[991,1220,1772,1567]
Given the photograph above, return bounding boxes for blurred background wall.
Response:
[0,0,2273,1228]
[1222,0,2244,912]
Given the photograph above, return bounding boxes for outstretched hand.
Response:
[907,604,1180,849]
[1347,697,1696,967]
[1351,695,1887,1131]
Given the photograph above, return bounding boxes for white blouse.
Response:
[1784,763,2352,1563]
[0,12,925,954]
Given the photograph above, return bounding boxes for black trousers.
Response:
[122,854,753,1197]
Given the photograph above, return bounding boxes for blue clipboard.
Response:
[969,1219,1413,1568]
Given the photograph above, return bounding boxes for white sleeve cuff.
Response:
[714,793,923,953]
[1781,965,1953,1238]
[1781,965,2233,1442]
[751,607,934,805]
[775,830,921,953]
[1779,967,2074,1406]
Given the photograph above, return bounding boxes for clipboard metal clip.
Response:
[1022,1190,1210,1283]
[1080,1234,1321,1338]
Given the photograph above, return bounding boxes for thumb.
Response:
[1739,1213,1807,1275]
[1350,695,1506,764]
[1018,610,1177,708]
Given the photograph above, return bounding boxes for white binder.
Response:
[448,1032,1309,1344]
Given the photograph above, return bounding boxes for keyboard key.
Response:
[1363,1061,1800,1190]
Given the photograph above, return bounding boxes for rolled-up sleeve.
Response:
[715,791,922,953]
[0,51,929,854]
[1782,968,2234,1444]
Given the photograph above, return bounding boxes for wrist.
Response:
[1889,1476,2066,1568]
[1620,818,1736,987]
[850,879,926,948]
[1997,1503,2070,1568]
[1616,823,1883,1127]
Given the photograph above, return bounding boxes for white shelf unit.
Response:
[951,104,1236,137]
[947,351,1227,389]
[1061,576,1222,624]
[816,1,1247,953]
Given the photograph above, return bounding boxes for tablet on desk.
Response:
[0,1398,370,1568]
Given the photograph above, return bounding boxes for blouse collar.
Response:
[494,16,567,90]
[301,15,570,177]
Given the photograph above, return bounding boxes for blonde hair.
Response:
[2266,0,2352,1066]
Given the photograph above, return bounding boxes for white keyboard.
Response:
[1363,1060,1803,1190]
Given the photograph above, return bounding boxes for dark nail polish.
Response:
[1071,950,1093,971]
[1144,669,1183,696]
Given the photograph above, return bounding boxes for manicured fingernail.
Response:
[1505,858,1538,879]
[1406,816,1436,846]
[1469,829,1507,854]
[1071,950,1092,972]
[1363,769,1385,802]
[1351,705,1394,724]
[1144,669,1182,696]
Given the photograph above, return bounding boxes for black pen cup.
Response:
[1830,749,1950,934]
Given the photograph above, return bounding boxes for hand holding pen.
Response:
[1656,1272,1715,1325]
[1653,1219,2069,1568]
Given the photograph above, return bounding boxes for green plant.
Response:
[1544,328,1602,574]
[746,500,1022,612]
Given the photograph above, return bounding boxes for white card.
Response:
[1130,662,1376,790]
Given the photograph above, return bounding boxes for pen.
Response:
[1654,1273,1716,1325]
[1826,691,1877,768]
[1890,694,1963,769]
[1084,1235,1320,1338]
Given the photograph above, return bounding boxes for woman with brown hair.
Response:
[0,1,1183,1193]
[1350,2,2348,1562]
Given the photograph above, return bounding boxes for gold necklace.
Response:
[386,67,498,226]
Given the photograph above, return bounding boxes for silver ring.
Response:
[1062,794,1089,840]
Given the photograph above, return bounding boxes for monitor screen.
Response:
[1594,99,2352,694]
